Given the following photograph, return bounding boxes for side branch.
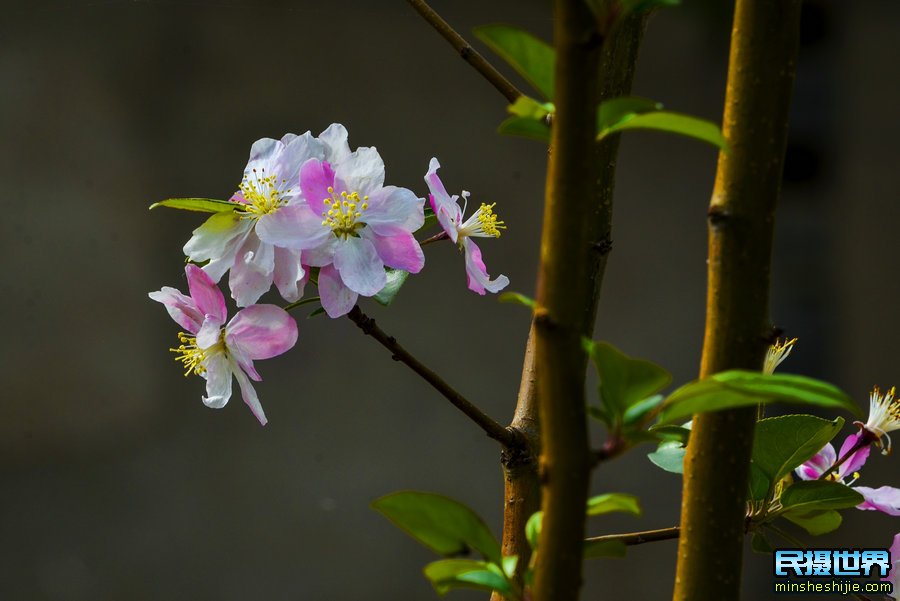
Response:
[585,526,680,547]
[405,0,523,103]
[347,305,520,448]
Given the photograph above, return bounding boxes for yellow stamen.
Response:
[169,332,206,377]
[321,189,369,239]
[236,167,289,219]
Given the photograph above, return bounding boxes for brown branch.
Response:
[585,526,680,547]
[346,305,521,448]
[405,0,523,103]
[672,0,803,599]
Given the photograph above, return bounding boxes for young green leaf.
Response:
[583,539,628,559]
[149,197,238,213]
[501,555,518,579]
[622,394,665,427]
[586,341,672,424]
[525,511,542,550]
[372,491,502,564]
[497,116,551,142]
[750,530,775,554]
[597,96,662,130]
[586,493,641,517]
[508,96,554,119]
[498,291,537,310]
[781,509,843,536]
[597,111,727,150]
[423,559,512,597]
[374,269,409,306]
[473,25,555,100]
[779,480,864,513]
[647,440,686,474]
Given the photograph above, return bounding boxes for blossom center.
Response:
[237,167,290,218]
[321,187,369,239]
[866,385,900,454]
[459,202,506,239]
[170,333,207,376]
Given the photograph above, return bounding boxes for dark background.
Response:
[1,1,898,599]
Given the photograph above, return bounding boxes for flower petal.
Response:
[425,157,462,242]
[463,238,509,295]
[837,432,871,479]
[364,185,425,235]
[233,364,268,426]
[245,137,280,169]
[256,203,332,251]
[229,233,276,307]
[272,247,307,303]
[319,123,352,165]
[334,236,387,296]
[196,318,222,350]
[796,443,837,480]
[148,286,203,333]
[334,147,385,198]
[273,132,324,193]
[183,212,251,282]
[364,227,424,273]
[226,304,298,360]
[202,352,232,409]
[298,158,336,216]
[855,486,900,516]
[318,264,358,318]
[185,264,227,324]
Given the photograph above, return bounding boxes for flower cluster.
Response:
[150,125,509,423]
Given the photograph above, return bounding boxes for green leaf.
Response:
[501,555,518,579]
[508,96,554,119]
[597,96,662,130]
[423,559,512,596]
[622,394,665,427]
[648,424,691,444]
[588,404,613,428]
[474,25,555,100]
[779,480,864,513]
[417,207,438,234]
[647,440,686,474]
[585,0,680,27]
[498,291,537,310]
[497,116,551,142]
[749,415,844,500]
[525,511,542,550]
[781,509,843,536]
[583,539,627,559]
[149,197,238,213]
[374,269,409,306]
[308,307,327,318]
[586,493,641,517]
[372,491,502,564]
[657,370,858,424]
[597,111,727,151]
[619,0,681,15]
[748,463,771,501]
[586,341,672,424]
[750,530,775,554]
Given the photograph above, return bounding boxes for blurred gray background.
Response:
[1,0,897,599]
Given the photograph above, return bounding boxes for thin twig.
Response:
[347,305,520,448]
[585,526,680,547]
[405,0,523,103]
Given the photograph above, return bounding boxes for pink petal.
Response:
[318,264,358,318]
[334,236,387,296]
[272,247,307,303]
[228,344,262,382]
[364,228,425,274]
[334,147,385,198]
[225,304,298,360]
[364,185,425,235]
[233,365,267,426]
[796,443,837,480]
[463,238,509,295]
[185,264,227,324]
[837,432,871,478]
[299,158,336,216]
[229,234,276,307]
[424,157,462,241]
[256,203,332,251]
[148,286,203,333]
[855,486,900,516]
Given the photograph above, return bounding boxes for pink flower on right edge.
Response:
[886,533,899,598]
[424,158,509,295]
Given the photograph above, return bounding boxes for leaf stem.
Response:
[346,305,521,448]
[405,0,523,103]
[585,526,680,547]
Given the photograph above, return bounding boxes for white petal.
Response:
[334,237,386,296]
[334,147,385,197]
[202,352,232,409]
[233,362,268,426]
[318,123,352,165]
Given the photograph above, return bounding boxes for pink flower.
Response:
[149,264,298,425]
[797,432,900,516]
[424,158,509,295]
[184,132,323,306]
[885,533,899,597]
[256,125,425,317]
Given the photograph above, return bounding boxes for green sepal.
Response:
[149,197,238,213]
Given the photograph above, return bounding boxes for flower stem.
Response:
[672,0,802,599]
[818,430,876,480]
[419,230,449,246]
[346,305,521,449]
[283,296,321,312]
[405,0,523,103]
[584,526,680,547]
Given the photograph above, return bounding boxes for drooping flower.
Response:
[256,125,425,318]
[862,385,900,454]
[149,264,298,425]
[184,132,324,306]
[424,158,509,295]
[797,432,900,516]
[763,337,797,375]
[885,533,899,598]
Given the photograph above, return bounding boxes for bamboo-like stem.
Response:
[346,305,521,448]
[672,1,802,599]
[530,2,602,600]
[405,0,522,103]
[585,526,680,547]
